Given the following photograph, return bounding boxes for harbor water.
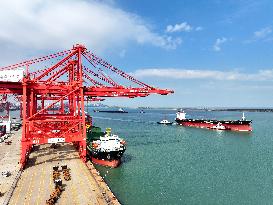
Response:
[89,109,273,205]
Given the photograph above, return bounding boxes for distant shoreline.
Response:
[203,108,273,112]
[87,105,273,112]
[139,107,273,112]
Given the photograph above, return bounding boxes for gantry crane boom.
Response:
[0,44,173,168]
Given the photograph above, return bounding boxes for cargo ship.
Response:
[175,111,252,131]
[94,108,128,113]
[86,126,126,168]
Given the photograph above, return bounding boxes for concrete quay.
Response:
[0,129,121,205]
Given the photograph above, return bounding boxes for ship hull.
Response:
[91,157,121,168]
[87,146,125,168]
[176,119,252,132]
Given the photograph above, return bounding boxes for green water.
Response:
[90,109,273,205]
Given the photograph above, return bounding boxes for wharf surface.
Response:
[0,129,120,205]
[0,129,21,205]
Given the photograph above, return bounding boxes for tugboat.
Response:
[175,110,252,132]
[87,127,126,168]
[157,119,173,125]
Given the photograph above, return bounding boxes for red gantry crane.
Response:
[0,94,9,119]
[0,44,173,168]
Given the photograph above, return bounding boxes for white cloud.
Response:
[165,22,203,33]
[254,27,272,39]
[132,68,273,81]
[195,26,203,31]
[0,0,181,56]
[166,22,193,33]
[244,27,273,43]
[213,37,227,52]
[158,36,183,49]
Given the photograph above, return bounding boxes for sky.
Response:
[0,0,273,107]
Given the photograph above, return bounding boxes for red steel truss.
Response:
[0,94,9,119]
[0,44,173,168]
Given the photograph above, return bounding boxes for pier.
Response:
[0,129,120,205]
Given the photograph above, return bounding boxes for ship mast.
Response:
[242,112,246,121]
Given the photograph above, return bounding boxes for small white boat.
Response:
[211,122,226,130]
[157,119,173,125]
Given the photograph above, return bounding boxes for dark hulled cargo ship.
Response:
[86,126,126,168]
[94,108,128,113]
[175,111,252,132]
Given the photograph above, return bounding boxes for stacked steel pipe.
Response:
[46,166,64,205]
[46,185,63,205]
[62,165,71,181]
